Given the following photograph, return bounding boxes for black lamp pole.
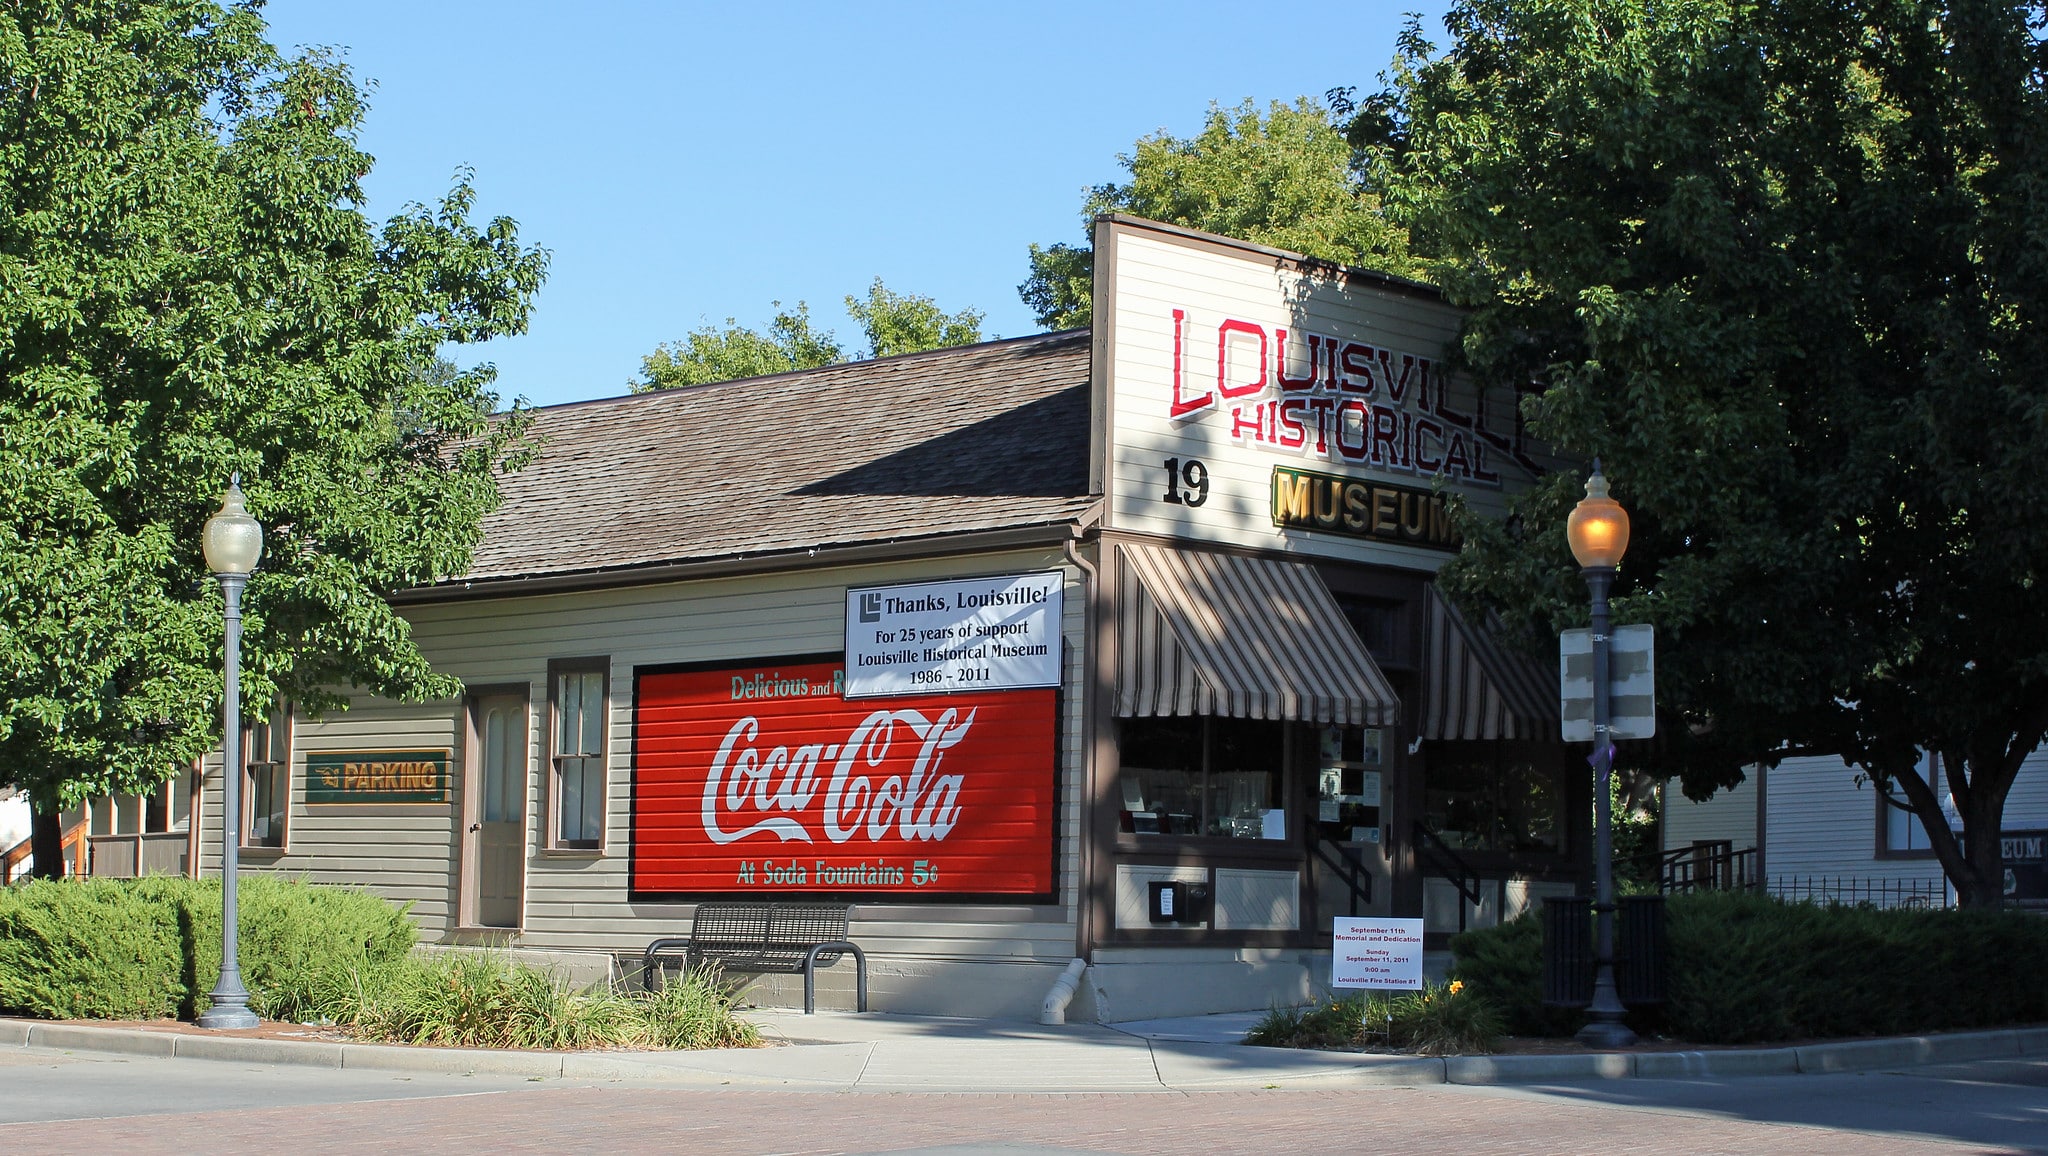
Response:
[1568,462,1636,1050]
[1576,562,1635,1048]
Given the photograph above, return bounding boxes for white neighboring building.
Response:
[0,792,28,862]
[1662,751,2048,906]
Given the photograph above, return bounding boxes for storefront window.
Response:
[1316,726,1385,845]
[1119,716,1286,840]
[1421,743,1563,854]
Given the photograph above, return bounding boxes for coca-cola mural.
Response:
[631,657,1057,899]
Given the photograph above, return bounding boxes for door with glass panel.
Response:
[464,693,528,928]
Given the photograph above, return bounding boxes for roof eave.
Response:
[395,512,1101,607]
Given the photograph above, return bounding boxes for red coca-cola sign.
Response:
[631,657,1056,899]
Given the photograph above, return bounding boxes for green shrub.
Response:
[1245,983,1501,1055]
[0,876,757,1051]
[0,879,187,1019]
[0,876,414,1022]
[1663,890,2048,1043]
[1446,913,1583,1038]
[234,877,416,1022]
[1391,981,1505,1055]
[1245,995,1367,1050]
[1449,890,2048,1045]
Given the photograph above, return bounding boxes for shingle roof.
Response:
[453,330,1098,587]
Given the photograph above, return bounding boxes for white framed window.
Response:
[1879,751,1959,857]
[548,660,607,850]
[242,699,292,850]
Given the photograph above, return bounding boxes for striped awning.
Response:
[1419,585,1558,741]
[1115,542,1400,726]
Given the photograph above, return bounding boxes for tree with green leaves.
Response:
[1019,97,1419,330]
[633,280,982,391]
[633,301,842,391]
[1372,0,2048,905]
[845,278,983,360]
[0,0,547,875]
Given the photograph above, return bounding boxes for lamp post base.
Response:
[1575,1016,1637,1049]
[197,1008,259,1029]
[197,981,259,1030]
[197,1003,259,1030]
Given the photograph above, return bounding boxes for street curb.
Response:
[1794,1030,2018,1073]
[1446,1051,1635,1083]
[1635,1048,1799,1079]
[337,1040,568,1078]
[4,1017,2043,1089]
[172,1034,347,1069]
[27,1023,178,1058]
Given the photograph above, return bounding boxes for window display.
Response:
[1421,743,1564,854]
[1119,716,1286,840]
[1317,725,1384,844]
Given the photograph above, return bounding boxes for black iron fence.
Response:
[1767,875,1948,909]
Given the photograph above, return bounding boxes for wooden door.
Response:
[464,693,528,928]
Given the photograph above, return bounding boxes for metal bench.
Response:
[642,901,868,1014]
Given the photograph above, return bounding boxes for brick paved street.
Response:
[0,1082,2024,1155]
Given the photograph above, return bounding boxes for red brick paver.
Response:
[0,1086,1978,1155]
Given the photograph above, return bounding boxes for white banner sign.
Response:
[1559,624,1657,742]
[844,572,1063,698]
[1331,917,1424,989]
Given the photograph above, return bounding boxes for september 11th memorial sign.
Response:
[1331,917,1424,990]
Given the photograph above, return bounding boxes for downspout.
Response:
[1040,956,1089,1025]
[1044,527,1101,1025]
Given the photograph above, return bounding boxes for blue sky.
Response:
[259,2,1452,409]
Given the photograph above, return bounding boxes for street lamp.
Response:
[198,475,263,1030]
[1566,460,1637,1049]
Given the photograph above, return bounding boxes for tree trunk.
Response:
[1954,778,2013,909]
[27,786,65,880]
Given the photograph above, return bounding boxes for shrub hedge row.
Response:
[0,877,760,1050]
[0,876,415,1021]
[1451,890,2048,1044]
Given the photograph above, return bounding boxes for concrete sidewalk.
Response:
[5,1011,2046,1093]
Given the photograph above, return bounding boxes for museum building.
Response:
[170,217,1589,1020]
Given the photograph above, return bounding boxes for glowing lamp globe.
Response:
[1566,468,1629,570]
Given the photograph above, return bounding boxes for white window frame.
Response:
[547,660,609,851]
[241,698,293,852]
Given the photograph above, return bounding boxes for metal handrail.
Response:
[1309,834,1374,916]
[1642,843,1758,893]
[1,820,87,884]
[1412,820,1483,932]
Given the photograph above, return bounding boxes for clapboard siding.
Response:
[198,701,462,924]
[194,547,1088,967]
[1099,221,1562,570]
[1763,752,2048,884]
[1661,773,1759,851]
[1766,755,1941,884]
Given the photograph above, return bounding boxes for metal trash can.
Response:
[1615,894,1668,1007]
[1541,895,1593,1007]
